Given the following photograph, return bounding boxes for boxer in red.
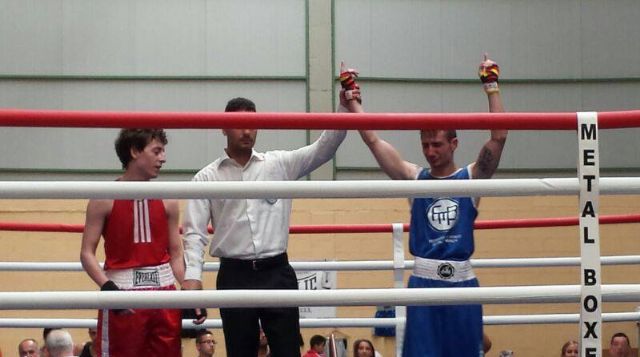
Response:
[80,129,184,357]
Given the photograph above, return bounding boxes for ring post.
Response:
[577,112,602,356]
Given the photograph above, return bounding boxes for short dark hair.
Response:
[43,327,60,340]
[420,129,457,142]
[225,97,256,112]
[195,329,214,343]
[114,129,168,169]
[310,335,326,347]
[611,332,630,345]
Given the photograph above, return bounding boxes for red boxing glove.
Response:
[479,63,499,83]
[339,69,359,90]
[339,62,361,103]
[478,57,500,94]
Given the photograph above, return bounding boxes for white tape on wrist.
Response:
[344,89,360,101]
[483,82,499,93]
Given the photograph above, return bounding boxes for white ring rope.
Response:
[1,312,639,329]
[1,285,639,310]
[1,178,640,199]
[483,312,640,325]
[2,255,640,272]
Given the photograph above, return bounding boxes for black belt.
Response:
[220,252,289,271]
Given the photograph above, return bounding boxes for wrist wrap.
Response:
[101,280,120,291]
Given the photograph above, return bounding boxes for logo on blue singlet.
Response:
[426,198,459,231]
[437,263,455,279]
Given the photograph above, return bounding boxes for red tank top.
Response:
[103,199,171,270]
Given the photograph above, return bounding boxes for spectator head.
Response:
[309,335,326,354]
[18,339,40,357]
[45,329,74,357]
[561,340,578,357]
[609,333,631,357]
[88,327,97,343]
[353,339,375,357]
[195,329,216,357]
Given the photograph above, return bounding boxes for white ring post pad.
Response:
[391,223,406,357]
[577,112,602,356]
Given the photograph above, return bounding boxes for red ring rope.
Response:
[0,109,639,129]
[0,214,638,234]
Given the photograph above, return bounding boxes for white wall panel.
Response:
[205,0,306,76]
[439,1,513,79]
[60,81,137,110]
[0,128,117,170]
[0,81,64,108]
[508,1,583,79]
[62,1,136,75]
[0,1,63,74]
[1,0,304,76]
[336,1,587,79]
[133,1,207,75]
[336,0,639,79]
[336,0,442,78]
[581,0,640,77]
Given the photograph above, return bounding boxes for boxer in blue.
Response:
[356,55,508,356]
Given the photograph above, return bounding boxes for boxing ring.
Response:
[1,108,640,356]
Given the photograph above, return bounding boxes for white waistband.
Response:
[106,263,175,289]
[412,257,475,282]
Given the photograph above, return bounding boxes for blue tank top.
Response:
[409,165,478,261]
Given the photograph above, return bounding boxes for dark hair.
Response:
[195,329,214,343]
[310,335,326,347]
[353,339,375,357]
[114,129,168,169]
[43,327,60,340]
[420,129,457,141]
[561,340,578,356]
[611,332,630,345]
[225,97,256,112]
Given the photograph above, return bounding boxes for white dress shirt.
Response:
[182,130,347,281]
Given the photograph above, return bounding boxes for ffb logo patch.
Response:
[426,198,459,231]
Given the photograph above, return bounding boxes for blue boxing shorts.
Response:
[402,260,483,357]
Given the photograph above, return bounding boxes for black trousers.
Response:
[217,253,301,357]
